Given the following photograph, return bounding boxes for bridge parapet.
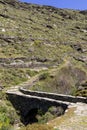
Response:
[19,87,87,104]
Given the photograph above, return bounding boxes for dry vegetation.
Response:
[0,0,87,129]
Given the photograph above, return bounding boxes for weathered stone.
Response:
[71,44,83,52]
[0,85,4,91]
[73,56,87,63]
[80,10,87,15]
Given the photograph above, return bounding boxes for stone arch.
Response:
[23,108,39,125]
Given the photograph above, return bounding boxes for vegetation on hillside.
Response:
[0,0,87,129]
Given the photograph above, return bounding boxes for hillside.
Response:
[0,0,87,129]
[0,0,87,95]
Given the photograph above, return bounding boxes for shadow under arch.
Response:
[21,107,46,125]
[23,108,38,125]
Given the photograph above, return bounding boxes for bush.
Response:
[48,106,64,116]
[39,72,49,80]
[0,125,10,130]
[0,113,10,130]
[38,112,54,123]
[0,102,20,129]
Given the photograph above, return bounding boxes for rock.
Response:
[81,29,87,33]
[0,85,4,91]
[82,49,87,53]
[80,81,87,87]
[2,28,6,32]
[77,86,85,91]
[71,44,83,52]
[46,25,53,29]
[80,10,87,15]
[73,56,87,63]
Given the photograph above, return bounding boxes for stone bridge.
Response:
[6,87,87,125]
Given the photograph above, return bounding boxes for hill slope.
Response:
[0,0,87,129]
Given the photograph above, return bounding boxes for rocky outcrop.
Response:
[71,44,83,52]
[0,34,26,43]
[73,56,87,63]
[80,10,87,15]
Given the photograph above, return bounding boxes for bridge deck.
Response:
[7,89,71,106]
[6,85,87,106]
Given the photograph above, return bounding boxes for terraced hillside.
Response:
[0,0,87,95]
[0,0,87,129]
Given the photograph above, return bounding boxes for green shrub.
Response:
[0,113,10,130]
[39,72,49,80]
[0,125,10,130]
[38,112,54,123]
[26,70,38,77]
[0,102,20,129]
